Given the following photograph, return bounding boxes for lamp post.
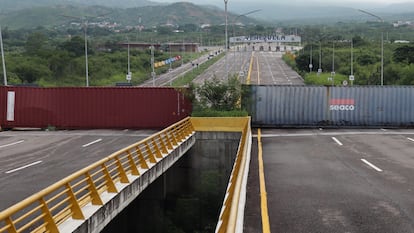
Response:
[84,21,89,87]
[0,25,7,86]
[309,45,313,72]
[329,41,335,86]
[358,9,384,86]
[231,9,261,74]
[318,40,322,75]
[224,0,229,80]
[126,36,131,83]
[61,12,111,87]
[151,44,155,86]
[349,38,354,85]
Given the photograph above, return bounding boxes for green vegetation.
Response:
[190,76,248,117]
[304,72,349,86]
[282,22,414,85]
[0,28,205,86]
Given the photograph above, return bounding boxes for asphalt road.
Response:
[193,49,304,85]
[139,45,303,86]
[192,48,252,85]
[245,128,414,233]
[0,129,156,211]
[249,51,304,85]
[139,47,223,87]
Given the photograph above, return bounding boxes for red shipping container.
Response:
[0,86,192,129]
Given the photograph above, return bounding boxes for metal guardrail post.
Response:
[145,141,157,163]
[65,183,85,220]
[152,138,163,158]
[5,217,17,233]
[40,198,59,233]
[115,157,130,183]
[86,172,104,205]
[127,151,140,176]
[137,147,149,169]
[102,164,118,193]
[158,134,168,154]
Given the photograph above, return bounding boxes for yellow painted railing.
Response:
[191,117,252,233]
[0,117,195,233]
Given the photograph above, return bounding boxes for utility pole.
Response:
[0,25,7,86]
[61,12,111,87]
[126,36,131,83]
[224,0,229,80]
[358,9,384,86]
[84,21,89,87]
[151,44,155,86]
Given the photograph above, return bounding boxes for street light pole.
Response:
[224,0,229,80]
[318,40,322,75]
[231,9,261,75]
[381,31,384,86]
[151,44,155,86]
[126,36,132,83]
[350,38,354,85]
[0,25,7,86]
[309,45,313,72]
[332,42,335,73]
[358,9,384,86]
[84,21,89,87]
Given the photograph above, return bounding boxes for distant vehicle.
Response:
[259,46,264,51]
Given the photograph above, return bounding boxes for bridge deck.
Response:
[245,128,414,232]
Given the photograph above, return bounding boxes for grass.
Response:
[304,72,351,86]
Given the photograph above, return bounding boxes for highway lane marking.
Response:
[332,137,343,146]
[254,131,414,138]
[256,56,261,85]
[407,137,414,142]
[361,159,383,172]
[82,139,103,148]
[246,52,254,84]
[381,128,387,131]
[5,161,43,174]
[257,129,271,233]
[0,140,25,149]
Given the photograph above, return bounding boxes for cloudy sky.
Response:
[155,0,412,5]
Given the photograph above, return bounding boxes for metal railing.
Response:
[190,117,252,233]
[214,117,251,233]
[0,117,195,233]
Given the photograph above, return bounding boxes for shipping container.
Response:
[0,86,192,129]
[243,85,414,127]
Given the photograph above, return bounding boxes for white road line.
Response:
[407,137,414,142]
[381,128,387,131]
[0,140,25,149]
[361,159,383,172]
[332,137,343,146]
[5,161,43,174]
[82,139,103,148]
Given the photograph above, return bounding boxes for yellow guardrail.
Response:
[0,117,195,233]
[191,117,251,233]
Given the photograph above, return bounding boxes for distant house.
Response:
[394,40,410,44]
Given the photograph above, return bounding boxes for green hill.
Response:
[0,2,258,29]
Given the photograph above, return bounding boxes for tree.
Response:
[12,58,51,84]
[157,26,173,35]
[393,45,414,64]
[60,36,92,57]
[25,32,47,56]
[196,76,241,111]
